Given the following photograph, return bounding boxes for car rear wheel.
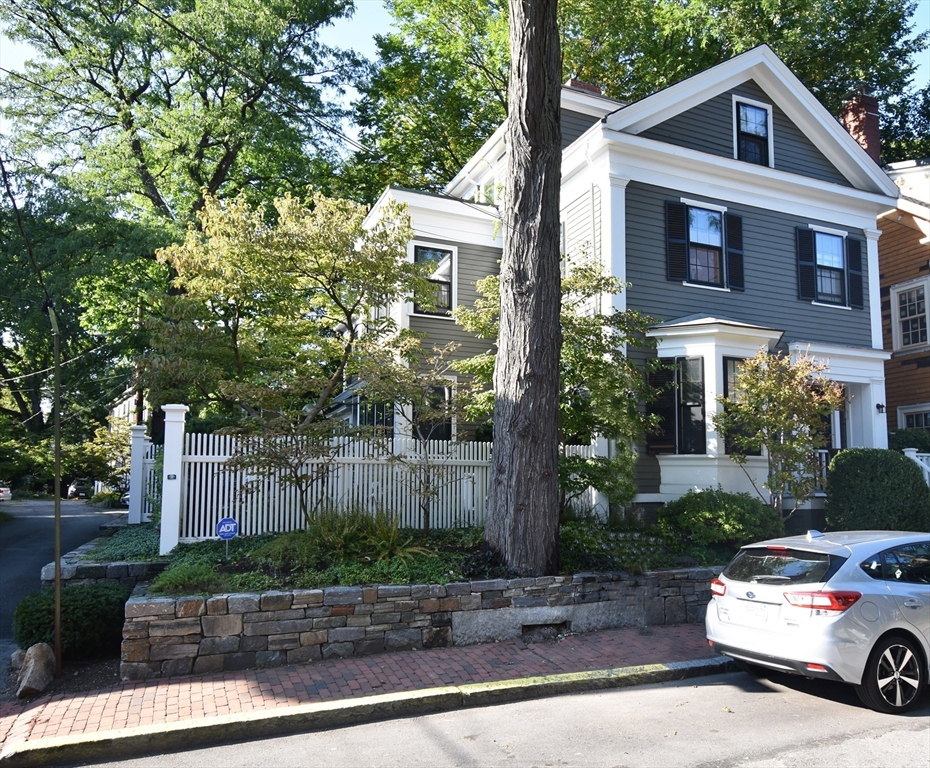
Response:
[856,635,925,714]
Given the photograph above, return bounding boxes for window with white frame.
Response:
[665,200,744,290]
[898,403,930,434]
[733,97,773,167]
[796,225,864,308]
[891,278,929,351]
[413,244,454,316]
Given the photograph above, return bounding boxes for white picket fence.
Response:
[178,434,497,540]
[139,404,605,553]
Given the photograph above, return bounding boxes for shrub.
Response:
[560,520,670,573]
[250,531,326,576]
[825,449,930,532]
[149,562,229,595]
[90,489,123,508]
[888,428,930,453]
[656,488,784,564]
[13,582,131,659]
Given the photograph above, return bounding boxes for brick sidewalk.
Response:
[0,623,714,756]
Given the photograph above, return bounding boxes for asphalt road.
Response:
[82,671,930,768]
[0,498,119,660]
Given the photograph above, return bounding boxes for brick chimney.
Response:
[840,88,881,164]
[565,77,602,96]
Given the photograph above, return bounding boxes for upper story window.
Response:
[413,244,453,316]
[891,279,928,351]
[733,97,773,167]
[688,208,723,285]
[796,225,864,309]
[666,200,744,291]
[814,232,845,305]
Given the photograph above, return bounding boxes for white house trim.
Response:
[603,45,898,198]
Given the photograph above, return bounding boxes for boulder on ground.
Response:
[10,648,25,671]
[16,643,55,697]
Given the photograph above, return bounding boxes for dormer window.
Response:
[733,97,773,167]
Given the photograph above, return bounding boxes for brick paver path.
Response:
[0,624,713,753]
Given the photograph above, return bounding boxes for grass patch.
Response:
[0,511,14,524]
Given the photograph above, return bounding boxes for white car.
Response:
[0,483,10,502]
[706,530,930,714]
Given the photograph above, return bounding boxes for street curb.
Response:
[0,657,734,767]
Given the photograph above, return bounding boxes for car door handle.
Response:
[903,599,924,608]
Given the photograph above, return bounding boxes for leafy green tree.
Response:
[342,0,509,199]
[147,192,426,416]
[455,258,661,520]
[147,191,432,523]
[712,348,845,516]
[1,0,360,224]
[1,176,166,439]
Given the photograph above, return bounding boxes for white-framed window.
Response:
[413,378,456,441]
[410,241,456,317]
[898,403,930,433]
[796,224,864,309]
[665,199,744,291]
[890,277,929,352]
[732,95,774,168]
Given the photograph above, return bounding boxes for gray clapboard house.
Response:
[363,45,899,506]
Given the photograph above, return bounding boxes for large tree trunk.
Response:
[485,0,562,575]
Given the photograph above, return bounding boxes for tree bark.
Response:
[485,0,562,575]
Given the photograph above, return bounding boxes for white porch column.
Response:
[159,404,189,555]
[127,425,148,525]
[865,228,882,350]
[605,173,629,314]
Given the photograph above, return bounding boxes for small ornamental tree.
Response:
[713,348,845,516]
[455,257,662,517]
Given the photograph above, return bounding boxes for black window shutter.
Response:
[646,357,677,454]
[796,228,816,301]
[677,357,706,455]
[847,238,864,309]
[666,201,688,281]
[725,213,744,291]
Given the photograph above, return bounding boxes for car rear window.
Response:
[722,547,845,584]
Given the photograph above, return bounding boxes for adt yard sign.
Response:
[217,518,238,539]
[217,517,238,558]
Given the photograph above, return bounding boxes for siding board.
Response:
[625,181,872,347]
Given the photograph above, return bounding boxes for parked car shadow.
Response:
[732,667,930,715]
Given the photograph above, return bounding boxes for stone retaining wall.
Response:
[41,536,167,589]
[120,568,719,681]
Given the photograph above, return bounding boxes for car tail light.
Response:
[783,591,861,611]
[710,578,726,597]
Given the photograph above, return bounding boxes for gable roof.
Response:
[603,45,899,197]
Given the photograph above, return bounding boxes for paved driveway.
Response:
[0,499,118,660]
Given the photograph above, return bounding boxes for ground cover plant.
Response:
[82,501,754,597]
